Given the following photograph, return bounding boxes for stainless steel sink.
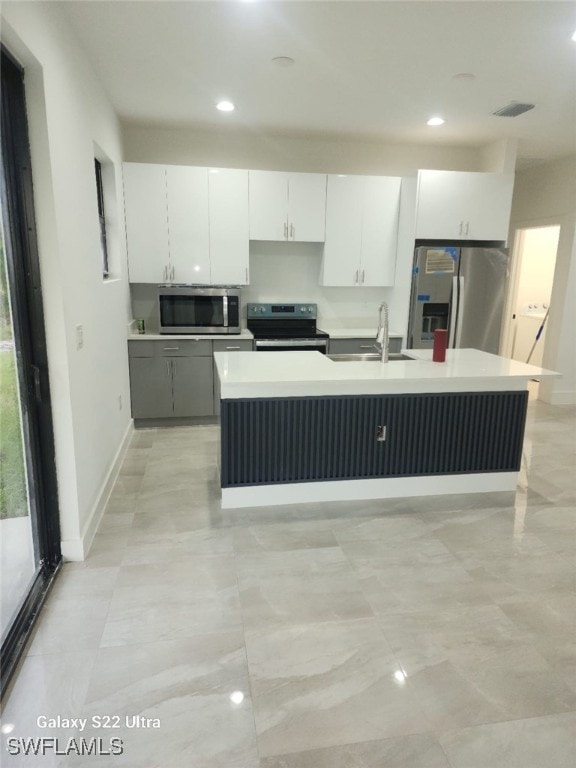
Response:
[327,353,416,362]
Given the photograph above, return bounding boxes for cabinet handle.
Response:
[170,265,175,282]
[225,346,241,350]
[163,347,180,350]
[361,270,365,284]
[354,270,359,284]
[359,345,373,349]
[166,359,171,376]
[290,223,295,240]
[465,221,470,236]
[376,425,387,442]
[284,222,288,240]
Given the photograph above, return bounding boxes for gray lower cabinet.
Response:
[172,356,214,417]
[329,336,402,355]
[129,356,175,419]
[128,339,214,419]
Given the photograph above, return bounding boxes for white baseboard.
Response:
[221,472,519,509]
[61,420,134,561]
[548,390,576,406]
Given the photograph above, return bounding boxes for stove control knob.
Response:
[308,307,313,313]
[300,306,306,313]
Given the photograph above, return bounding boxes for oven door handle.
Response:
[255,338,326,349]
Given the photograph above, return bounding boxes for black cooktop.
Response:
[247,302,328,340]
[248,322,329,341]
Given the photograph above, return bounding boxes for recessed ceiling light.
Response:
[229,691,245,704]
[427,116,445,126]
[216,100,235,112]
[272,56,295,68]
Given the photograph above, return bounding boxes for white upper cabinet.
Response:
[248,171,287,241]
[321,175,401,287]
[286,173,327,242]
[209,169,250,285]
[249,170,326,242]
[123,163,250,285]
[166,165,210,284]
[415,170,515,242]
[123,163,170,283]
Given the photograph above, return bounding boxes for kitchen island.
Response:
[214,349,560,508]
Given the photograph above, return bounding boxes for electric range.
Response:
[247,303,329,353]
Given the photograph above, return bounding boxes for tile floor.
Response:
[1,400,575,767]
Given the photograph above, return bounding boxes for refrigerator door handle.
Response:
[450,275,465,348]
[455,275,464,347]
[449,276,460,347]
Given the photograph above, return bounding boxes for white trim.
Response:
[60,420,135,561]
[221,472,519,509]
[548,390,576,406]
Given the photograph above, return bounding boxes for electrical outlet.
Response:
[75,324,83,350]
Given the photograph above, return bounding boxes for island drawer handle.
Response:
[163,347,180,351]
[359,345,374,349]
[376,425,387,442]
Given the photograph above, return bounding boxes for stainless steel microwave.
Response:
[158,286,241,334]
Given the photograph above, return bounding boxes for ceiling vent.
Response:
[492,102,535,118]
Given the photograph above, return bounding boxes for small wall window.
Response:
[94,159,109,278]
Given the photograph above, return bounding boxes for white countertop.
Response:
[321,327,402,338]
[214,348,561,398]
[128,329,254,341]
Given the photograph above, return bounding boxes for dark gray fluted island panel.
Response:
[220,390,528,488]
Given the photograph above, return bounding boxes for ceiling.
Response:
[60,1,576,167]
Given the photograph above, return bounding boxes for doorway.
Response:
[504,225,560,397]
[0,48,62,698]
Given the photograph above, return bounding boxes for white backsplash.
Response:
[245,242,408,335]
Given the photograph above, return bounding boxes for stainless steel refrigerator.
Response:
[407,245,509,353]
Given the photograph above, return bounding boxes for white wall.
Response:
[122,124,490,176]
[514,227,559,314]
[1,3,133,559]
[509,156,576,405]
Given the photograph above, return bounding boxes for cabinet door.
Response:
[166,165,210,284]
[248,170,288,241]
[321,175,363,286]
[172,356,214,417]
[209,169,250,285]
[288,173,327,242]
[361,176,401,286]
[123,163,169,282]
[415,170,514,241]
[415,170,468,240]
[465,173,514,241]
[129,356,173,418]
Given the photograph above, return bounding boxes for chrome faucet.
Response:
[374,302,389,362]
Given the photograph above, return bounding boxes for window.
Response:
[95,159,109,278]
